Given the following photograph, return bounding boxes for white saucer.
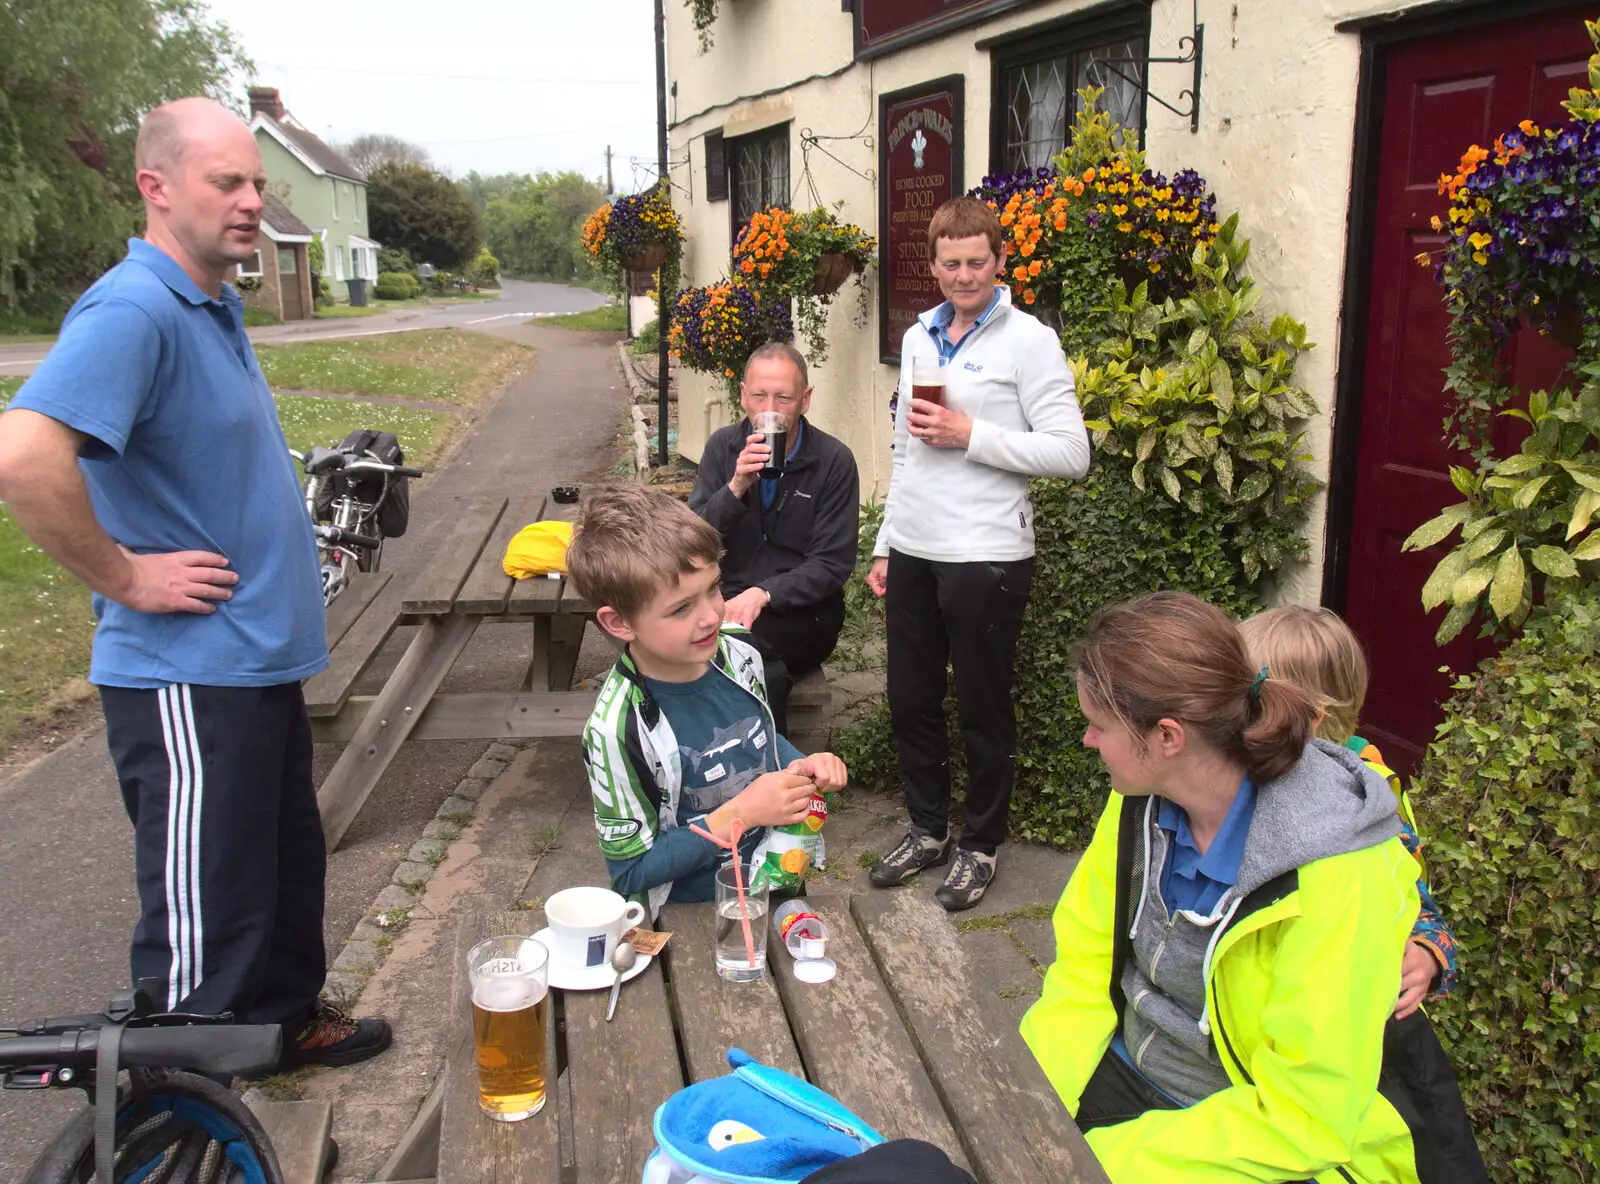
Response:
[523,929,654,992]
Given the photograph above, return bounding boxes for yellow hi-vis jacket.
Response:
[1021,792,1424,1184]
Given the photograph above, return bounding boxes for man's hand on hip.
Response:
[723,586,768,629]
[728,431,772,498]
[907,398,973,450]
[116,547,238,614]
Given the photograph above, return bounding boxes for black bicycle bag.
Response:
[318,428,411,538]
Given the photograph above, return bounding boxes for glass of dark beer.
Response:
[910,356,945,410]
[752,411,788,479]
[468,935,550,1121]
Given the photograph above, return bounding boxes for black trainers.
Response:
[869,828,952,887]
[280,1002,393,1070]
[934,848,996,912]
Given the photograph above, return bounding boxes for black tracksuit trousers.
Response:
[100,681,325,1027]
[885,549,1033,854]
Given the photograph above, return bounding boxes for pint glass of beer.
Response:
[468,935,550,1121]
[910,355,945,409]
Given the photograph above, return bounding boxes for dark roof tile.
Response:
[261,192,314,237]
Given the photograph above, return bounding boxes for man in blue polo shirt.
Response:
[0,98,389,1069]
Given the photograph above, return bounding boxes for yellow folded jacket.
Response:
[503,520,575,577]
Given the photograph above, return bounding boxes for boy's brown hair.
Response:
[927,195,1004,257]
[1238,605,1369,745]
[565,485,722,620]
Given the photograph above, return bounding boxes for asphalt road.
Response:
[0,300,623,1178]
[0,278,609,379]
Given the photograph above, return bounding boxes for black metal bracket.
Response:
[1089,0,1204,133]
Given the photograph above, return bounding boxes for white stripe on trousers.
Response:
[156,684,205,1010]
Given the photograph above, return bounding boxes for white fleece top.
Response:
[873,288,1092,563]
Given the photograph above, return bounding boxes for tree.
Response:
[365,163,480,270]
[0,0,248,312]
[482,171,606,280]
[459,170,521,216]
[338,133,430,176]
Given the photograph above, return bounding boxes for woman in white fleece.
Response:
[866,195,1091,911]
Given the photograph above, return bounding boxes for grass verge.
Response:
[313,304,387,319]
[538,305,624,332]
[275,394,459,468]
[255,329,534,406]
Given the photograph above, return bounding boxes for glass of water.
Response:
[714,861,770,982]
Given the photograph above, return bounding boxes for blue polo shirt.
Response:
[1155,777,1257,916]
[10,239,328,688]
[928,290,1003,362]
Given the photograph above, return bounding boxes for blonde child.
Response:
[1240,606,1457,1017]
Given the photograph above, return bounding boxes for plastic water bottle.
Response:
[771,901,835,983]
[771,899,828,959]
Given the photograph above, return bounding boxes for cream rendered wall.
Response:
[666,0,1426,599]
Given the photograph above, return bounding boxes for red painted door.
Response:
[1343,8,1592,772]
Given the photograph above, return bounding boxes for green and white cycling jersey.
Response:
[583,628,782,917]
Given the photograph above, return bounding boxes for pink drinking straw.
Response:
[688,818,757,969]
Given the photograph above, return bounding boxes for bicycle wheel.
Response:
[23,1069,285,1184]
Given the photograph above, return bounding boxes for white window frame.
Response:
[332,181,340,220]
[278,248,299,275]
[237,249,264,278]
[335,244,346,280]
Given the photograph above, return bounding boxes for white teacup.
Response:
[544,886,646,970]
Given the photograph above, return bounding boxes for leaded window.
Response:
[990,9,1150,176]
[729,124,790,238]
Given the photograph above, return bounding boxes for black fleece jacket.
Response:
[688,416,860,611]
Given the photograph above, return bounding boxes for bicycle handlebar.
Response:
[344,459,424,479]
[0,1024,281,1077]
[314,525,383,551]
[288,449,423,480]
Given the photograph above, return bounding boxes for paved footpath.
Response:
[0,316,627,1178]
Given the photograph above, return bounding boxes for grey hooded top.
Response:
[1120,739,1404,1105]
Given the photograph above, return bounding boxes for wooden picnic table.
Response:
[304,492,597,850]
[430,820,1109,1184]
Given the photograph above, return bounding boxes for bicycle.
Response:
[3,980,284,1183]
[290,430,422,607]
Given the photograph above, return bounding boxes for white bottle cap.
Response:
[793,957,836,984]
[799,935,826,960]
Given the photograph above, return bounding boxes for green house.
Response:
[248,87,380,302]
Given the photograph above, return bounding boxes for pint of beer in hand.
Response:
[468,935,550,1121]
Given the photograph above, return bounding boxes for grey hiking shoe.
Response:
[934,848,996,912]
[869,828,952,887]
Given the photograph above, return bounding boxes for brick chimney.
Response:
[248,87,284,122]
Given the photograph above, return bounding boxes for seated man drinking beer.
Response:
[689,342,860,735]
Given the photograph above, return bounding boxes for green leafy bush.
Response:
[1405,362,1600,644]
[1416,595,1600,1182]
[631,317,660,356]
[467,244,501,288]
[377,246,416,277]
[374,271,420,300]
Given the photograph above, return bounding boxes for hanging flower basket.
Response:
[810,252,857,296]
[730,205,877,364]
[624,243,670,274]
[582,187,683,293]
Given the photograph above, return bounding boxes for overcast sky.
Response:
[207,0,660,188]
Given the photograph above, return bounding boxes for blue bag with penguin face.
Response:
[641,1049,884,1183]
